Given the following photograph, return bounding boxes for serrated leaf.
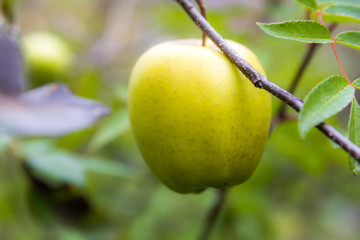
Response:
[0,84,110,136]
[348,98,360,175]
[352,78,360,89]
[335,31,360,50]
[293,0,318,9]
[323,4,360,23]
[299,75,354,138]
[87,107,130,152]
[257,21,334,43]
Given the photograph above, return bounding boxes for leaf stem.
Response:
[199,189,227,240]
[316,11,351,84]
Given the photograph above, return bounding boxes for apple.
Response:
[22,31,73,86]
[128,39,271,194]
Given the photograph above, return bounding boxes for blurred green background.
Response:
[1,0,360,239]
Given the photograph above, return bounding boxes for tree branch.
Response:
[270,23,338,132]
[174,0,360,162]
[199,189,227,240]
[270,43,318,132]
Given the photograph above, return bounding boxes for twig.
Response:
[270,23,337,132]
[199,189,227,240]
[174,0,360,162]
[270,43,318,132]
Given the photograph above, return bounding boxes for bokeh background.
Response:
[1,0,360,239]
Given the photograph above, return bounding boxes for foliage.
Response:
[257,0,360,166]
[298,75,354,138]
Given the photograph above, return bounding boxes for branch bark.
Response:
[174,0,360,162]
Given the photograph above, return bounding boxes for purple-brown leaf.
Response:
[0,84,110,136]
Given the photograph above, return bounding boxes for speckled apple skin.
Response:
[128,39,271,194]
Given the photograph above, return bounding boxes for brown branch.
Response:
[174,0,360,162]
[199,189,227,240]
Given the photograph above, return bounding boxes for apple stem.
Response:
[175,0,360,162]
[195,0,207,46]
[199,188,227,240]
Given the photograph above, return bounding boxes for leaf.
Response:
[293,0,318,9]
[87,107,130,152]
[0,30,24,95]
[319,0,360,5]
[352,78,360,89]
[323,4,360,23]
[335,31,360,50]
[0,83,110,137]
[86,165,152,218]
[0,142,44,240]
[257,21,334,43]
[0,133,12,154]
[21,139,130,187]
[299,75,354,138]
[22,140,85,187]
[348,98,360,175]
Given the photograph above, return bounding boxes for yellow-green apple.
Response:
[128,39,271,194]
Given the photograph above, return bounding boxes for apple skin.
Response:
[22,31,73,86]
[128,39,271,194]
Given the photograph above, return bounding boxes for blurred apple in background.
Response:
[22,31,73,87]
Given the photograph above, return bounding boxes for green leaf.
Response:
[323,4,360,23]
[299,75,354,138]
[319,0,360,5]
[257,20,334,43]
[335,31,360,50]
[87,107,130,152]
[21,140,130,187]
[0,133,12,154]
[293,0,318,9]
[352,78,360,89]
[348,98,360,175]
[22,140,85,187]
[86,158,130,178]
